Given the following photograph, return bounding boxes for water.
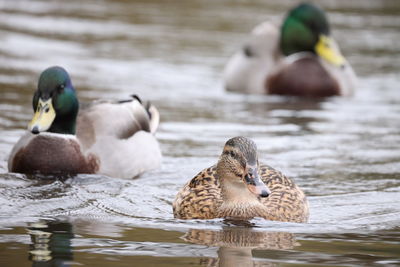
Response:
[1,0,400,266]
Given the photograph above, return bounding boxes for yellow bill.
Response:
[28,98,56,134]
[315,35,346,67]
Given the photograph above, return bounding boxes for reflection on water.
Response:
[183,227,297,249]
[27,220,73,267]
[184,227,297,267]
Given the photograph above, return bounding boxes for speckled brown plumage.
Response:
[258,164,309,222]
[173,137,309,223]
[173,165,223,220]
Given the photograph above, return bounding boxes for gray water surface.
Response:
[1,0,400,266]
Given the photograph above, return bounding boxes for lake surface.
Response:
[1,0,400,266]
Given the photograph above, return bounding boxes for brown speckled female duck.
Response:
[173,136,309,223]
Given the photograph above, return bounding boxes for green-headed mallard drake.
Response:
[224,3,357,97]
[173,136,309,223]
[8,66,161,178]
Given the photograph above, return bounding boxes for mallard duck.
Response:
[173,136,309,223]
[8,66,161,178]
[224,3,357,97]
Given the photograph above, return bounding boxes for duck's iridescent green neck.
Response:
[280,3,330,56]
[31,66,79,135]
[47,88,79,135]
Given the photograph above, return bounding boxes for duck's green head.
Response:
[280,3,346,67]
[29,66,79,135]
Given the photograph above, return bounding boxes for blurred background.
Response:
[0,0,399,266]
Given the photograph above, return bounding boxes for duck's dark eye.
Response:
[223,150,234,157]
[243,45,254,57]
[58,84,65,93]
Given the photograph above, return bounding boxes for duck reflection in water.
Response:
[27,220,73,267]
[183,225,298,267]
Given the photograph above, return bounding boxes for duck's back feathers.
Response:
[173,165,222,219]
[224,21,280,94]
[8,132,99,175]
[76,95,161,178]
[258,164,309,223]
[146,102,160,134]
[77,95,157,150]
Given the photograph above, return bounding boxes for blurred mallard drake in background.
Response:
[224,3,357,97]
[173,136,309,223]
[8,66,161,178]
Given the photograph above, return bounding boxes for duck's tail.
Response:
[129,95,159,134]
[146,102,159,134]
